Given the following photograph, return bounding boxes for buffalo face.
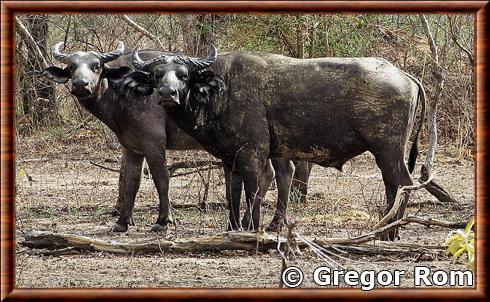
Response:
[152,63,189,105]
[126,46,224,107]
[42,42,131,99]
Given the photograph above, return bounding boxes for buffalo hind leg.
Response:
[241,159,273,231]
[291,161,313,203]
[224,165,243,231]
[111,148,144,232]
[145,149,174,232]
[267,160,295,232]
[374,152,413,241]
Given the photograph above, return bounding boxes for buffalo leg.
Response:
[241,159,274,231]
[374,151,413,241]
[111,148,144,232]
[145,150,174,232]
[291,161,313,203]
[224,165,243,231]
[267,160,295,232]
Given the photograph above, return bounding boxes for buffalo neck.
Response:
[76,80,121,133]
[165,102,227,161]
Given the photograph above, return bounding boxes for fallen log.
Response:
[22,231,278,254]
[21,215,456,256]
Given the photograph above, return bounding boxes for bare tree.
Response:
[16,14,56,127]
[418,15,458,204]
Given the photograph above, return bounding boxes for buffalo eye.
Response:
[93,63,101,72]
[176,68,188,80]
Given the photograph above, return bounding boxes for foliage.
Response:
[15,13,475,155]
[289,186,303,204]
[17,168,27,180]
[445,217,475,270]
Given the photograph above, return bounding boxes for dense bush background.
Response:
[15,14,474,157]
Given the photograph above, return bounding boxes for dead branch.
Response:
[121,15,165,48]
[15,16,49,68]
[417,15,460,205]
[340,215,466,245]
[310,215,466,247]
[89,159,222,177]
[170,165,222,178]
[420,165,459,203]
[18,158,52,163]
[278,222,300,287]
[89,161,119,172]
[22,215,464,255]
[168,160,222,176]
[419,14,444,175]
[22,230,279,254]
[408,199,463,209]
[373,173,434,230]
[447,16,475,66]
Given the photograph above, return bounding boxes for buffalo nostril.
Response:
[159,87,177,98]
[73,79,89,88]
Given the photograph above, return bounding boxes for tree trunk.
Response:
[17,14,56,127]
[295,16,304,59]
[323,18,331,57]
[307,20,316,58]
[417,15,458,204]
[180,15,216,57]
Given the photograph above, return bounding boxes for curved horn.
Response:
[198,44,218,68]
[131,48,171,72]
[52,42,70,64]
[175,45,217,71]
[131,48,146,70]
[96,41,124,63]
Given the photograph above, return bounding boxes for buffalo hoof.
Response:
[227,224,241,232]
[110,223,128,233]
[241,218,251,230]
[150,223,168,233]
[244,224,259,232]
[265,223,281,233]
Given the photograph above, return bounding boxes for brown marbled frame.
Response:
[0,1,488,301]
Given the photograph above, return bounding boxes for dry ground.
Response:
[15,127,475,289]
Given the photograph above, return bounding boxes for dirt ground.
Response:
[15,128,475,289]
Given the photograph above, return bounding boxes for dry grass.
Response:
[15,130,475,288]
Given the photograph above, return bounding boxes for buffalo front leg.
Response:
[267,160,295,232]
[224,165,243,231]
[241,159,273,231]
[111,148,144,232]
[145,150,174,232]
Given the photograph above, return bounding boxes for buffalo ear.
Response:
[207,74,226,93]
[124,71,154,96]
[103,66,132,83]
[41,66,70,83]
[192,74,226,104]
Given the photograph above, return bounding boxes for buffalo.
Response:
[41,42,297,233]
[125,46,426,240]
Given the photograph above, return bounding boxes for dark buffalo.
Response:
[41,42,296,232]
[125,46,426,240]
